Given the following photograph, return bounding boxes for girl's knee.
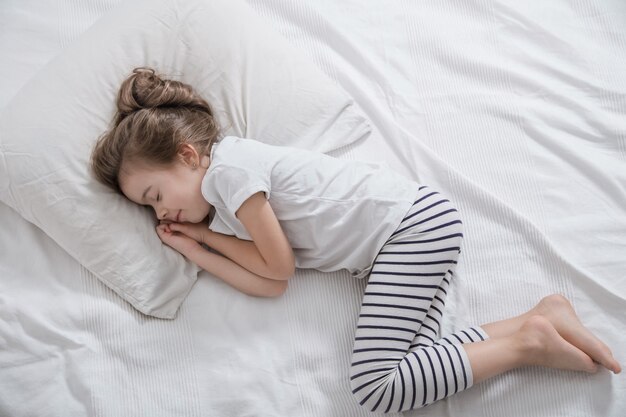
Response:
[349,363,427,413]
[438,198,464,253]
[443,199,464,233]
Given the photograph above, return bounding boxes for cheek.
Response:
[193,192,208,209]
[177,188,202,208]
[193,192,210,215]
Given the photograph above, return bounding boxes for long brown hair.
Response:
[90,67,220,192]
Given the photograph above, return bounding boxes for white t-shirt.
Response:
[201,136,420,278]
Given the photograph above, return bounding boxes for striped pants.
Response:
[350,185,488,413]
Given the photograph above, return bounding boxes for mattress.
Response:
[1,0,624,416]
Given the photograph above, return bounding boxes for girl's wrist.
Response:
[202,228,214,246]
[186,242,207,263]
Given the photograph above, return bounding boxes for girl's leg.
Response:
[350,186,620,413]
[467,315,598,385]
[350,186,482,412]
[476,294,621,374]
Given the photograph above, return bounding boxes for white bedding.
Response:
[1,0,624,416]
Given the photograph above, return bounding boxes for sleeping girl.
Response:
[90,67,621,413]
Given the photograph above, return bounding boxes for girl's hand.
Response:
[156,223,202,257]
[161,220,210,245]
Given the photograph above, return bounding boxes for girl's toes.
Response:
[607,358,622,374]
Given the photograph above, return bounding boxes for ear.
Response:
[177,144,199,167]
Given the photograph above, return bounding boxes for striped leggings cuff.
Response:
[437,326,490,346]
[436,326,489,388]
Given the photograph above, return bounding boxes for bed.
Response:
[1,0,624,416]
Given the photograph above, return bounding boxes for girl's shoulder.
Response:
[207,136,285,177]
[210,136,253,163]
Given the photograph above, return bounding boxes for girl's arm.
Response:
[203,192,296,281]
[186,244,287,297]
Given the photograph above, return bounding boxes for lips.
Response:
[176,210,181,222]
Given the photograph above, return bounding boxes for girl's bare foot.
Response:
[533,294,621,374]
[518,315,598,373]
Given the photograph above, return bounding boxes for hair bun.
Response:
[115,67,212,119]
[116,67,163,115]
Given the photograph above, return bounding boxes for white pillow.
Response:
[0,0,371,319]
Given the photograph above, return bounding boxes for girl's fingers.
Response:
[164,223,203,244]
[156,225,171,235]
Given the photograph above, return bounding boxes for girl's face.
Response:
[119,145,211,224]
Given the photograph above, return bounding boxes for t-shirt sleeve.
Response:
[210,165,271,217]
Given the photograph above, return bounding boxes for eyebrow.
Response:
[142,185,152,203]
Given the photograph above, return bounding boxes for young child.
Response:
[91,68,621,413]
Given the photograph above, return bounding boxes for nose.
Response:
[155,206,168,220]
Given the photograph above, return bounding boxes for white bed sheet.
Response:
[1,0,625,416]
